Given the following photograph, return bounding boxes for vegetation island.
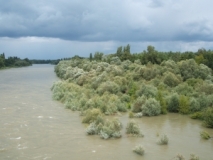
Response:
[52,45,213,145]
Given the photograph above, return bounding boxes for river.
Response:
[0,65,213,160]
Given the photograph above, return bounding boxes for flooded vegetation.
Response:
[50,46,213,159]
[1,54,213,159]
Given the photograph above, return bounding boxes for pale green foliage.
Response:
[126,120,143,136]
[52,56,213,132]
[174,154,185,160]
[189,98,201,113]
[137,84,157,98]
[132,145,145,156]
[134,59,141,65]
[140,65,159,80]
[132,96,146,113]
[178,59,210,81]
[163,71,181,87]
[157,134,169,145]
[161,59,179,74]
[156,90,167,114]
[179,95,190,114]
[167,93,179,112]
[197,81,213,95]
[175,83,194,96]
[86,117,122,139]
[110,56,121,65]
[142,98,161,116]
[202,107,213,128]
[200,131,211,140]
[82,108,103,123]
[134,112,143,118]
[97,81,120,95]
[99,118,122,139]
[189,154,200,160]
[129,111,134,118]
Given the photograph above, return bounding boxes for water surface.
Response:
[0,65,213,160]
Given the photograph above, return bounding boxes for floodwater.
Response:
[0,65,213,160]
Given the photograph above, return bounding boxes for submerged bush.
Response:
[174,154,185,160]
[86,117,122,139]
[189,154,200,160]
[157,134,169,145]
[132,145,145,156]
[82,108,103,123]
[126,120,143,136]
[200,131,211,140]
[99,118,123,139]
[142,98,161,116]
[202,107,213,128]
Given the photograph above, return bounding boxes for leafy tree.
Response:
[89,53,93,62]
[167,93,179,112]
[179,95,190,114]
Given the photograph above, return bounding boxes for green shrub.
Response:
[198,94,211,110]
[126,120,143,136]
[200,131,211,140]
[175,83,194,96]
[131,96,146,113]
[82,108,103,123]
[157,134,169,145]
[134,112,143,118]
[132,145,145,156]
[167,93,179,112]
[129,111,134,118]
[179,95,190,114]
[190,112,203,120]
[189,154,200,160]
[136,84,157,98]
[163,72,181,87]
[189,98,201,113]
[142,98,161,116]
[99,118,122,139]
[174,154,185,160]
[156,90,167,114]
[202,107,213,128]
[97,81,120,95]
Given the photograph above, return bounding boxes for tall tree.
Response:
[89,53,93,62]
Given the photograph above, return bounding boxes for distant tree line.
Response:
[30,55,85,65]
[0,53,32,68]
[89,45,213,70]
[30,59,60,65]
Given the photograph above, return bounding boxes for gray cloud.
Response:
[0,0,213,59]
[1,0,213,42]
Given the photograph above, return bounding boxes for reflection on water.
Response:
[0,65,213,160]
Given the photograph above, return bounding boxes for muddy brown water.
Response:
[0,65,213,160]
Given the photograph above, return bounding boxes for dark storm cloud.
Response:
[1,0,213,59]
[0,0,212,42]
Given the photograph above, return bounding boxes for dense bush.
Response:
[126,120,143,136]
[131,96,146,113]
[167,93,179,113]
[132,145,145,156]
[202,107,213,128]
[52,53,213,131]
[200,131,211,140]
[142,98,161,116]
[157,134,169,145]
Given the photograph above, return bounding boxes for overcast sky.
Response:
[0,0,213,59]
